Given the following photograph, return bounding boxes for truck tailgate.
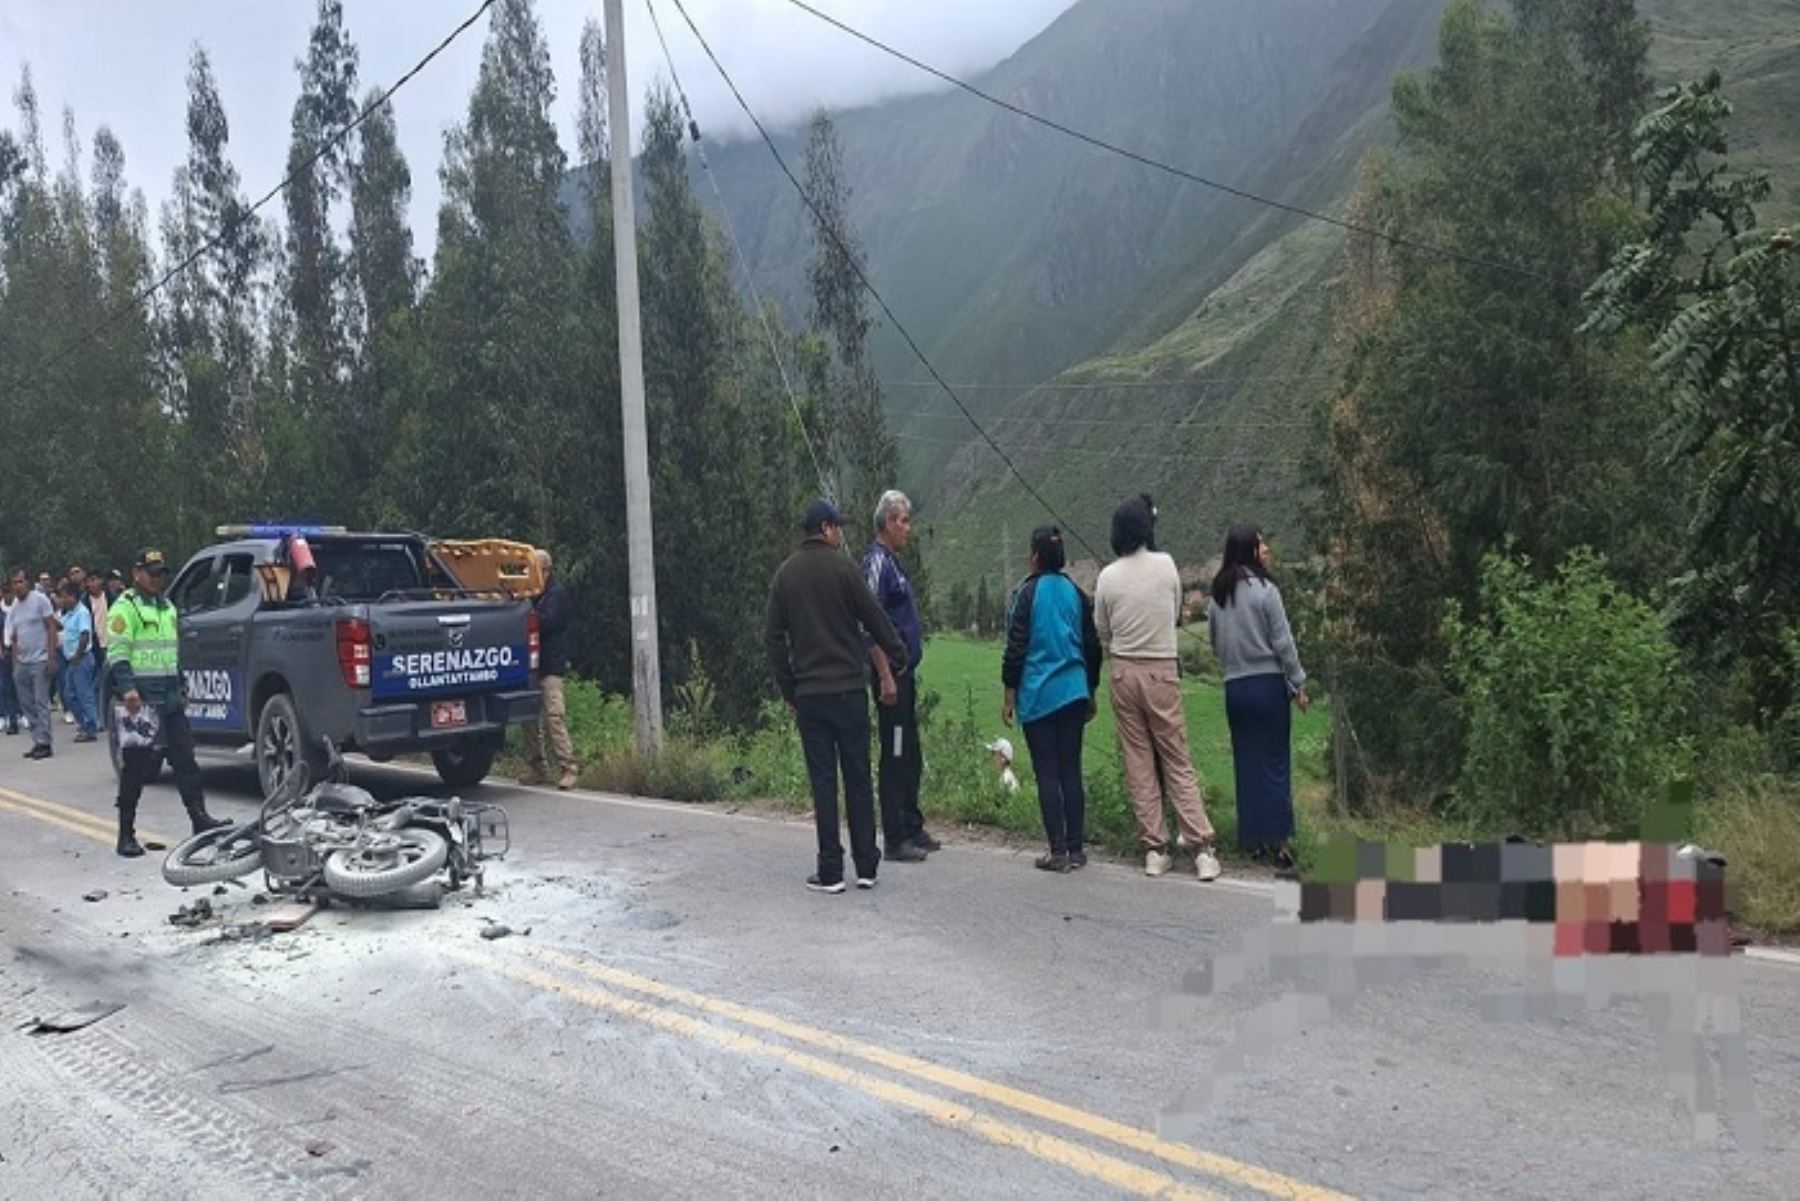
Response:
[369,601,532,701]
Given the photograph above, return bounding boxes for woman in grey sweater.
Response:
[1207,523,1309,869]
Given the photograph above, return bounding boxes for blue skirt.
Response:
[1225,672,1294,849]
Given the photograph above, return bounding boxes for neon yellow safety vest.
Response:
[107,588,182,706]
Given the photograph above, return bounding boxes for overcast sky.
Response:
[0,0,1078,255]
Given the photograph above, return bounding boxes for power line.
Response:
[887,376,1336,391]
[891,407,1315,431]
[894,431,1306,467]
[642,0,833,501]
[665,0,1110,564]
[0,0,499,406]
[777,0,1552,286]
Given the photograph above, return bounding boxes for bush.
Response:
[1701,776,1800,934]
[1444,547,1693,839]
[584,738,724,804]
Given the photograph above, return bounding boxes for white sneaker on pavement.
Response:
[1195,850,1222,882]
[1145,850,1173,877]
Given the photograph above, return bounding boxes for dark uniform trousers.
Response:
[118,703,208,828]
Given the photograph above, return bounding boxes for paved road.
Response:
[2,735,1797,1200]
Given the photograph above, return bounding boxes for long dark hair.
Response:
[1210,522,1270,607]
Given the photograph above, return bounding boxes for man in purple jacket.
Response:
[861,490,937,863]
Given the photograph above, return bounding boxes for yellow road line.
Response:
[0,795,117,845]
[0,784,174,846]
[522,944,1349,1201]
[462,950,1222,1200]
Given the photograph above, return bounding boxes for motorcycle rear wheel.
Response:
[321,828,449,898]
[162,822,266,887]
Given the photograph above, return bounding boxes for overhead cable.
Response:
[777,0,1552,285]
[666,0,1108,564]
[0,0,499,403]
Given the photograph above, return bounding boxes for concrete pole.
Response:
[604,0,664,752]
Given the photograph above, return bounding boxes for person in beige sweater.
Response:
[1093,496,1221,882]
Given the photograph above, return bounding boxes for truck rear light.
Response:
[336,618,372,689]
[526,611,541,675]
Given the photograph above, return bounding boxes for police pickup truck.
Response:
[108,526,542,795]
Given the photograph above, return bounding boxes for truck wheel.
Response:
[256,693,326,800]
[431,742,495,790]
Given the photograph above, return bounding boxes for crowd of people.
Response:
[764,490,1309,893]
[2,562,128,756]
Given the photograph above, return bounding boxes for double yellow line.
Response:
[466,944,1351,1201]
[0,784,173,847]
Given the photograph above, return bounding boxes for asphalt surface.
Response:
[2,731,1797,1200]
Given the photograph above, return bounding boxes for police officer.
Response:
[107,548,228,858]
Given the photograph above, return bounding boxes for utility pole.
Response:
[604,0,664,752]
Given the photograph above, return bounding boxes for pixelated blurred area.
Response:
[1158,837,1762,1151]
[1291,837,1735,958]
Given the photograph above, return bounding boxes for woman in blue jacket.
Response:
[1002,527,1103,873]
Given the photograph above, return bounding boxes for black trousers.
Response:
[1023,699,1089,856]
[872,670,925,848]
[118,704,207,830]
[795,690,880,883]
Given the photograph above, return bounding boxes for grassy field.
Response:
[915,634,1333,840]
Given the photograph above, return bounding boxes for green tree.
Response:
[281,0,361,508]
[348,89,420,525]
[802,108,896,537]
[1315,0,1679,806]
[1584,72,1800,730]
[1445,547,1691,837]
[400,0,574,539]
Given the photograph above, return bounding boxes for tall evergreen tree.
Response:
[406,0,573,539]
[283,0,360,462]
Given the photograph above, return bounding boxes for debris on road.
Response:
[479,923,514,941]
[28,1001,125,1035]
[169,898,214,928]
[262,901,318,933]
[305,1139,336,1158]
[81,889,108,903]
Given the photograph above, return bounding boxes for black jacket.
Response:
[536,578,573,678]
[765,537,905,702]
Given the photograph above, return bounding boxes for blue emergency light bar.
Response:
[215,524,349,539]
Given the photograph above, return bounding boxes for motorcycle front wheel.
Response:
[163,822,266,887]
[321,828,449,898]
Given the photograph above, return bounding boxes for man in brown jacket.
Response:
[766,499,907,894]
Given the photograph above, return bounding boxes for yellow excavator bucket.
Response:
[431,539,545,599]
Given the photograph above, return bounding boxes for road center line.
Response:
[0,784,174,846]
[460,949,1225,1200]
[518,944,1350,1201]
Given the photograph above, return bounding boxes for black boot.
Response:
[187,802,230,835]
[117,800,144,858]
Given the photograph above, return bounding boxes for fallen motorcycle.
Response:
[161,741,508,902]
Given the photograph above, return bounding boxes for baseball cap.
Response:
[984,737,1014,762]
[134,548,170,573]
[801,498,848,535]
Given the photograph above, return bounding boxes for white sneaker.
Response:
[1145,850,1173,877]
[1195,851,1222,882]
[63,712,76,725]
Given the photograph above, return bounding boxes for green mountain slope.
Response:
[919,0,1800,592]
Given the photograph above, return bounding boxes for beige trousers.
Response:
[1110,658,1214,850]
[523,674,577,775]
